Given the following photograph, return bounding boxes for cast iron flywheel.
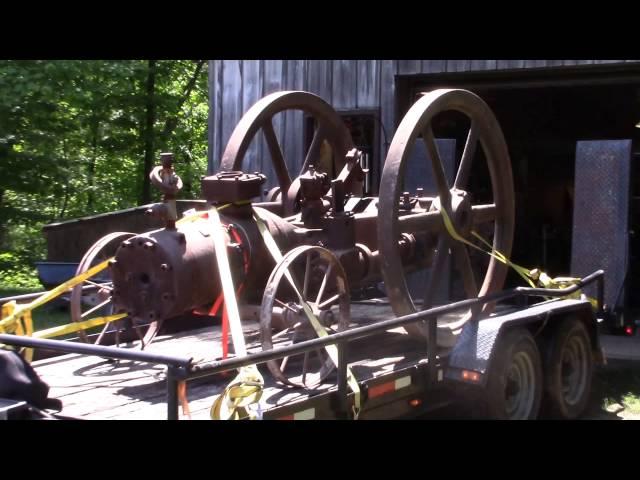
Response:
[378,89,515,344]
[219,91,354,216]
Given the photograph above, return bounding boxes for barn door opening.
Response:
[405,71,640,302]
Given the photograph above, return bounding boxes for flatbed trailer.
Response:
[0,270,604,420]
[1,89,607,421]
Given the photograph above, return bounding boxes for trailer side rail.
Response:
[0,270,604,419]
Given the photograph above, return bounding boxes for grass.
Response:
[0,286,44,298]
[32,307,75,331]
[1,286,82,338]
[593,364,640,415]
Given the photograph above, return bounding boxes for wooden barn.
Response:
[207,59,640,325]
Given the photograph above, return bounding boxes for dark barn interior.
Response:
[398,69,640,315]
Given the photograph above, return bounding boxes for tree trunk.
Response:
[158,60,205,148]
[87,118,98,211]
[140,60,157,205]
[59,183,70,220]
[58,138,69,219]
[0,188,5,249]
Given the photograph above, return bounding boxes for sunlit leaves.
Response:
[0,60,209,286]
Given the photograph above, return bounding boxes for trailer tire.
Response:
[485,328,543,419]
[542,318,593,419]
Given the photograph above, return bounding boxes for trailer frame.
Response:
[0,270,604,420]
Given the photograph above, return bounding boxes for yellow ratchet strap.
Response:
[0,258,113,331]
[439,206,535,287]
[32,313,127,339]
[439,206,596,306]
[0,207,220,350]
[252,208,362,419]
[209,206,264,420]
[0,259,128,358]
[1,301,34,361]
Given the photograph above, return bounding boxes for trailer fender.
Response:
[444,299,597,387]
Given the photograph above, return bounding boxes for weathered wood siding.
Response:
[208,60,638,178]
[43,200,206,261]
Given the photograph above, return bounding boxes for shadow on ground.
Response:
[583,361,640,420]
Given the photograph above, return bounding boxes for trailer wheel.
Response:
[485,328,543,419]
[543,318,593,419]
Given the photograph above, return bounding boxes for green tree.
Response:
[0,60,209,290]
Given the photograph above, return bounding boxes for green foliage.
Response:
[0,60,209,289]
[597,365,640,415]
[0,252,41,289]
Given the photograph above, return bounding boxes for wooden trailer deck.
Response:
[33,303,440,420]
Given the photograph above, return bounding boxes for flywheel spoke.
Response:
[423,126,451,204]
[454,122,479,190]
[302,125,328,173]
[263,119,291,192]
[471,203,497,225]
[451,243,478,298]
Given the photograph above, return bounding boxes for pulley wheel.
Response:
[378,89,515,343]
[219,91,354,215]
[260,245,350,388]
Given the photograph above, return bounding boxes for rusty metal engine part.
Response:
[215,91,356,216]
[378,89,515,341]
[260,245,350,388]
[104,88,515,356]
[201,171,266,204]
[110,206,299,328]
[148,153,183,229]
[70,232,135,345]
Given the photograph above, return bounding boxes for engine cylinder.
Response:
[111,222,222,323]
[110,207,297,323]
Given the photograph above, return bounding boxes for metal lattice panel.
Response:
[447,316,503,374]
[571,140,632,309]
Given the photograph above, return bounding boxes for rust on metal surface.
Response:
[148,153,183,230]
[78,89,513,363]
[378,89,514,341]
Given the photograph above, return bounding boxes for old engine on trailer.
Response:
[73,89,515,387]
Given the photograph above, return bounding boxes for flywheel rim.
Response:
[378,89,515,340]
[219,91,354,216]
